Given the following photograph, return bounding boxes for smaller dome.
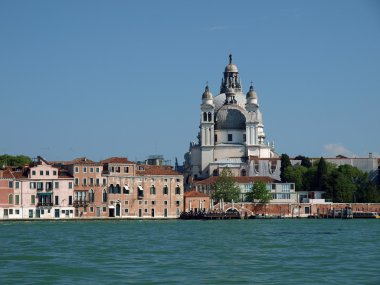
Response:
[246,85,257,99]
[225,64,238,73]
[202,85,213,99]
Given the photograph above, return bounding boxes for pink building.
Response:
[0,156,75,219]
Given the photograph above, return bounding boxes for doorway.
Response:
[96,207,101,217]
[109,208,115,217]
[151,208,155,218]
[116,204,121,217]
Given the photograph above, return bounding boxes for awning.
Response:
[108,205,115,209]
[123,186,129,191]
[138,186,143,191]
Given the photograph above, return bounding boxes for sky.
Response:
[1,0,379,163]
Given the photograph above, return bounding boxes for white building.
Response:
[185,55,280,184]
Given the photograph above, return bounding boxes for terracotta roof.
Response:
[194,176,277,185]
[184,190,210,197]
[1,169,15,179]
[136,165,182,176]
[100,157,134,164]
[64,157,103,166]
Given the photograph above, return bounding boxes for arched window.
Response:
[175,186,181,195]
[213,169,218,176]
[108,184,114,194]
[115,184,121,194]
[241,169,247,176]
[89,189,95,203]
[163,185,168,195]
[102,190,107,202]
[208,112,212,122]
[8,194,13,204]
[203,112,207,122]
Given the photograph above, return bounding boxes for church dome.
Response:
[225,63,238,73]
[215,105,246,130]
[246,85,257,99]
[202,85,213,99]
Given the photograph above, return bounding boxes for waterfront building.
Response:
[101,157,184,218]
[0,169,16,219]
[194,176,297,204]
[184,190,210,213]
[0,156,75,219]
[184,55,281,188]
[62,157,105,218]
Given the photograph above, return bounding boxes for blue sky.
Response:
[1,0,379,163]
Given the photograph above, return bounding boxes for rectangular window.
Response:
[176,201,180,206]
[228,134,233,142]
[30,182,36,189]
[40,170,43,175]
[15,195,20,205]
[83,178,87,186]
[96,168,100,173]
[75,167,79,173]
[46,171,50,176]
[163,185,168,195]
[83,167,87,173]
[9,181,13,188]
[9,209,13,215]
[53,170,57,176]
[55,196,59,205]
[103,178,106,186]
[37,182,43,190]
[96,178,100,186]
[32,170,36,176]
[46,182,53,191]
[103,207,106,212]
[124,167,129,173]
[68,196,73,205]
[55,182,59,189]
[75,178,79,186]
[272,184,276,190]
[290,184,295,190]
[90,167,94,173]
[90,178,94,185]
[15,182,19,189]
[164,201,168,205]
[243,134,246,142]
[152,201,155,205]
[111,166,115,172]
[90,207,94,212]
[15,209,20,215]
[69,182,73,189]
[31,195,35,204]
[125,208,129,213]
[116,166,120,173]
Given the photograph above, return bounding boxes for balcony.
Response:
[73,199,89,207]
[37,202,53,207]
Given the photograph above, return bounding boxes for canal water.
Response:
[0,219,379,284]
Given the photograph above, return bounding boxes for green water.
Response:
[0,219,379,284]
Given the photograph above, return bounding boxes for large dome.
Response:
[215,105,246,130]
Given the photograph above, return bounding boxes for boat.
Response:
[352,212,380,219]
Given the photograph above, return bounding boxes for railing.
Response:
[37,202,53,207]
[73,199,90,207]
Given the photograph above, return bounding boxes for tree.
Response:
[283,165,307,191]
[294,155,312,168]
[245,181,272,204]
[280,153,291,182]
[0,154,32,168]
[211,168,241,202]
[316,157,331,193]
